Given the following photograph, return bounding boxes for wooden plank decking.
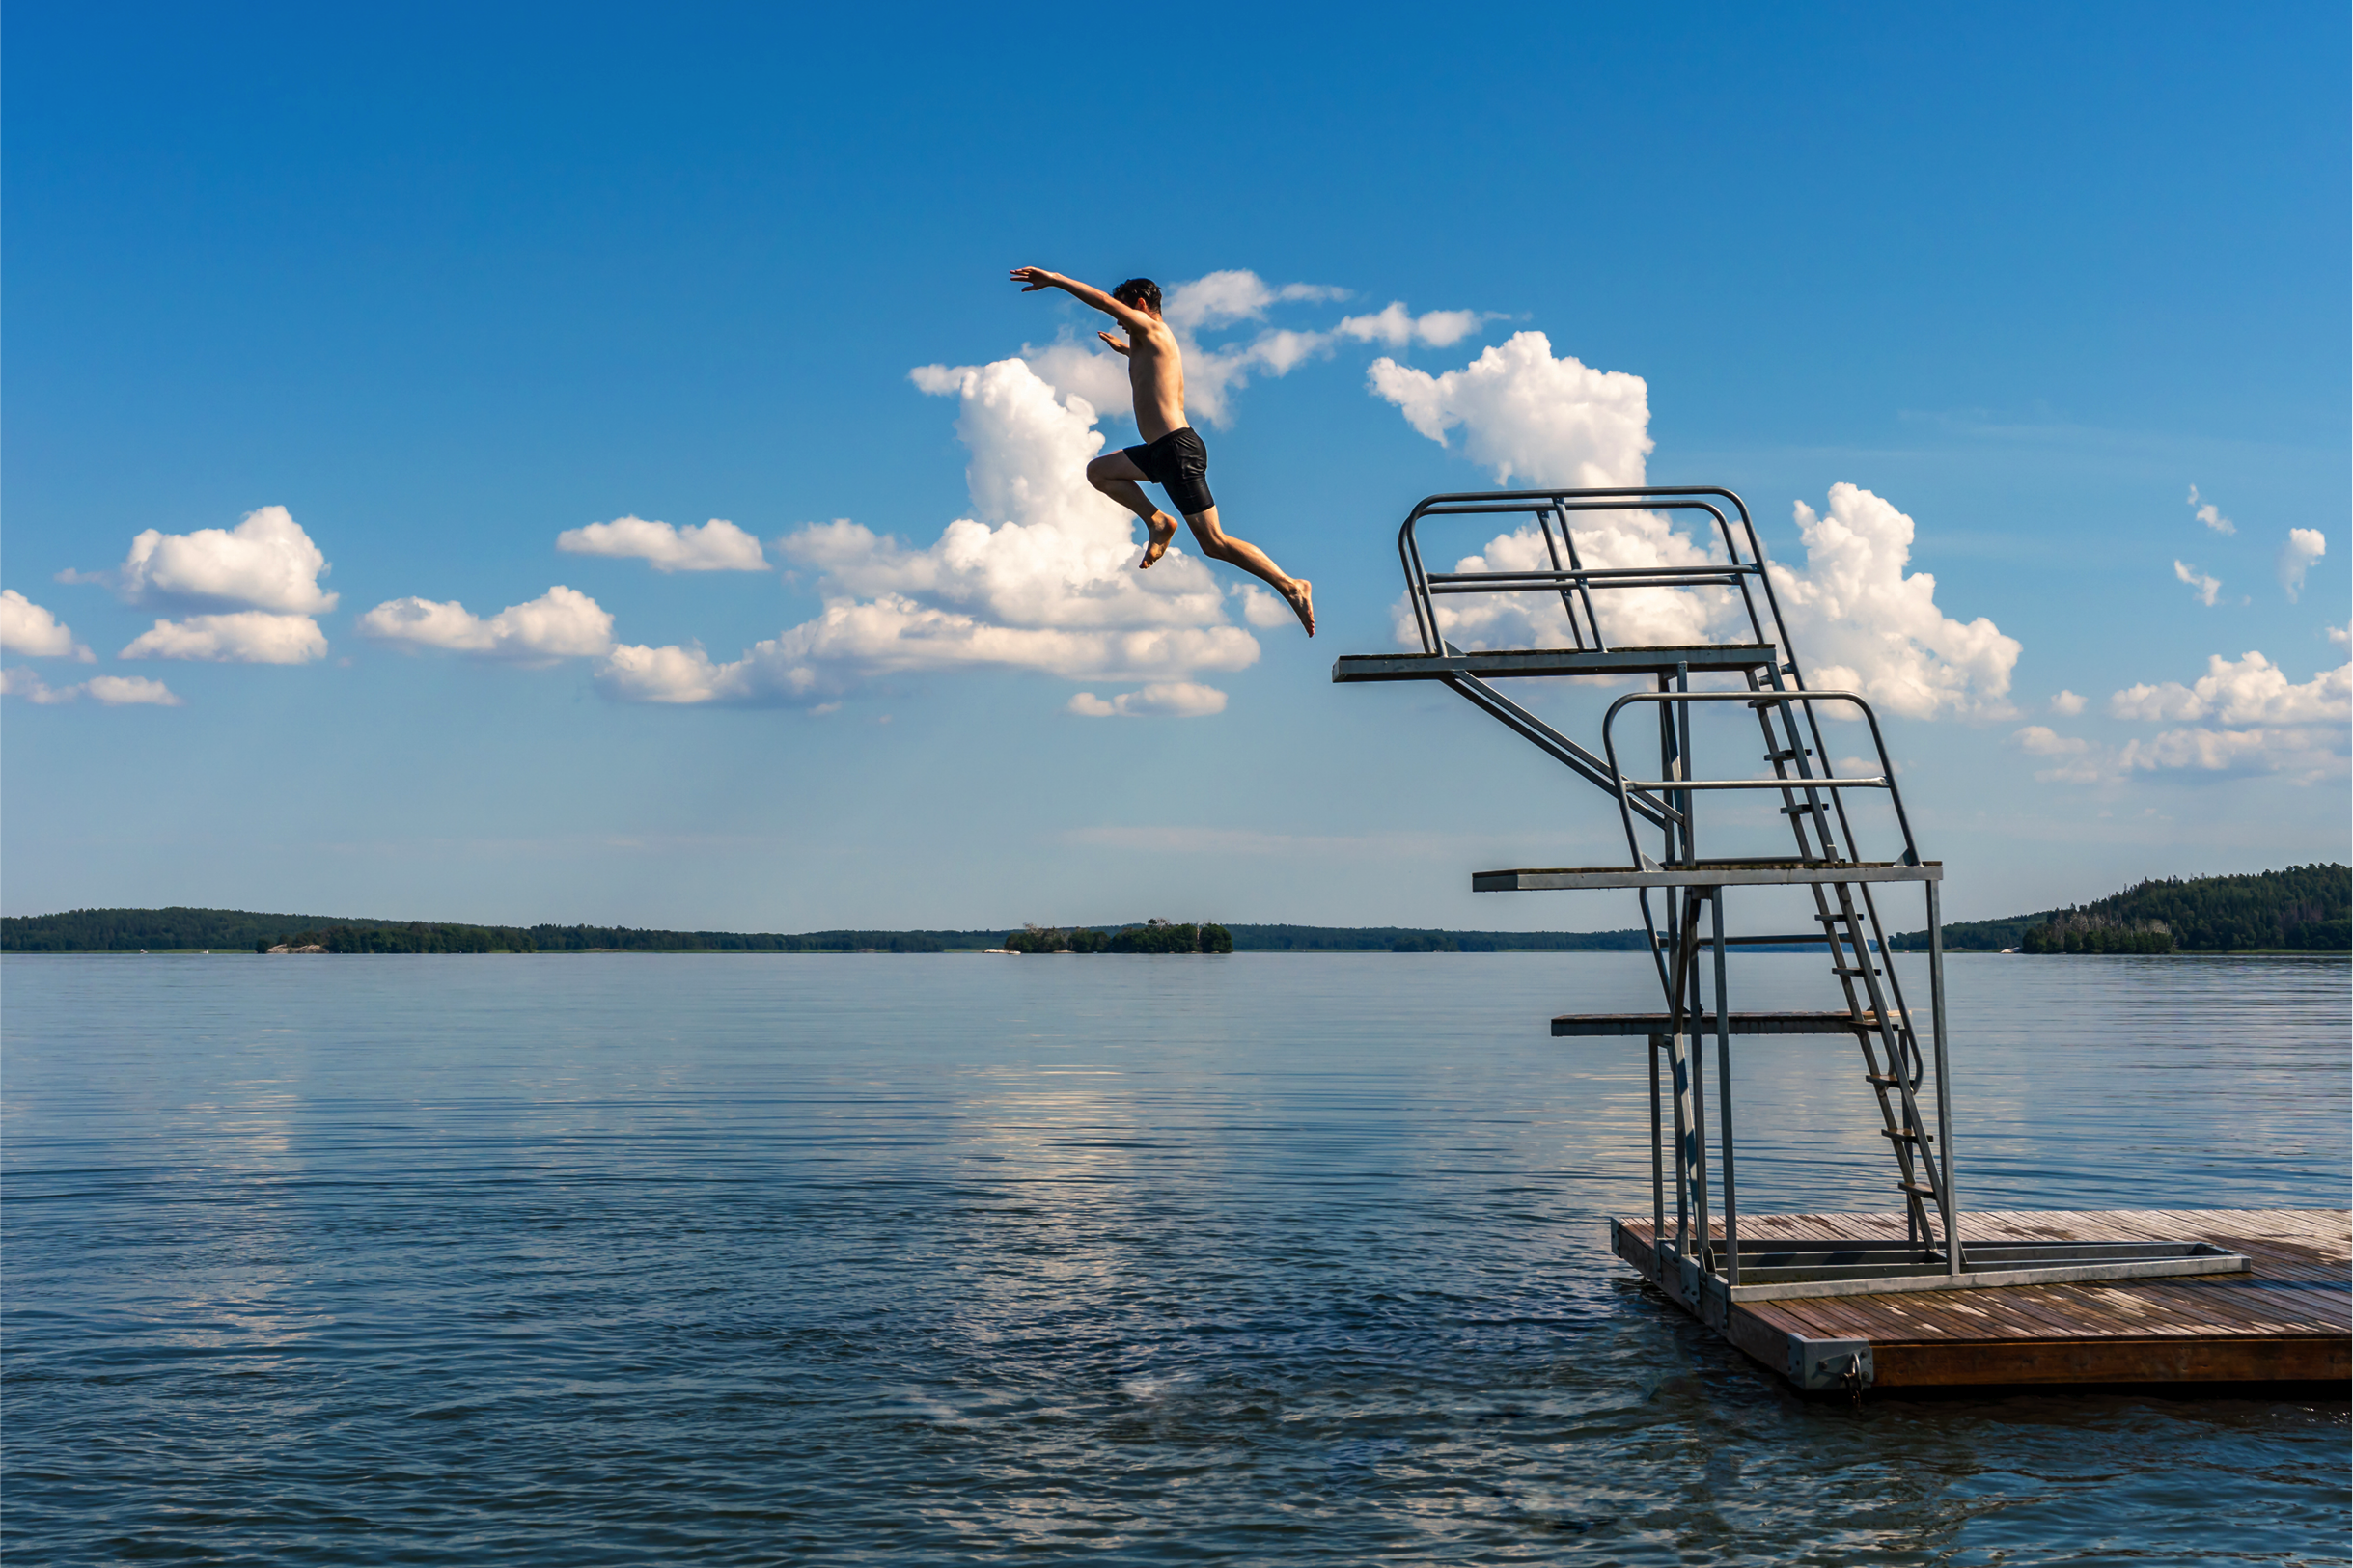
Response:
[1613,1208,2350,1390]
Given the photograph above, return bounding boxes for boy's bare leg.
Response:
[1185,507,1315,636]
[1085,452,1178,567]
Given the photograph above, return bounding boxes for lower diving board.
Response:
[1613,1207,2352,1392]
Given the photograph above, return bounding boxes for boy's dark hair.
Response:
[1112,278,1162,312]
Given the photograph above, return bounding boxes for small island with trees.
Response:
[1002,919,1232,954]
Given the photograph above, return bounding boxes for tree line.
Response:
[1889,864,2348,954]
[1,907,1651,954]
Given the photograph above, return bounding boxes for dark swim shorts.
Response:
[1121,426,1216,517]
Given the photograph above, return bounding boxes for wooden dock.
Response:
[1613,1207,2350,1392]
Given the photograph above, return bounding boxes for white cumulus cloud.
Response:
[598,357,1260,710]
[356,586,614,663]
[1369,330,1653,488]
[2118,726,2343,781]
[1066,682,1229,718]
[1336,301,1486,348]
[556,516,767,572]
[2187,483,2235,536]
[2278,528,2325,600]
[2,668,182,705]
[121,611,327,664]
[86,675,182,706]
[0,590,93,660]
[2173,559,2221,607]
[88,506,337,614]
[1769,486,2021,720]
[1365,334,2018,720]
[2110,650,2350,725]
[2011,725,2089,756]
[2082,649,2353,783]
[2050,689,2087,716]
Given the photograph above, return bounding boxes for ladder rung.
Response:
[1832,966,1881,977]
[1879,1127,1932,1143]
[1898,1182,1939,1197]
[1779,803,1826,815]
[1864,1073,1902,1087]
[1764,748,1812,761]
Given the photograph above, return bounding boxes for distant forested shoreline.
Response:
[1888,864,2348,954]
[0,908,1651,955]
[7,865,2342,955]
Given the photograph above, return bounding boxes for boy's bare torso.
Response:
[1111,314,1186,443]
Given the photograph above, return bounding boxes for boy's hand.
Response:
[1098,331,1129,356]
[1010,266,1058,291]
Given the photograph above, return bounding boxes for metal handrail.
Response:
[1395,486,1771,657]
[1598,689,1921,873]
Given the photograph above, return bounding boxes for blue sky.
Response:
[5,2,2346,931]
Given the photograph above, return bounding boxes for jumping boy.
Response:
[1010,266,1314,635]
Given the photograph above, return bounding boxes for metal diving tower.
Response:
[1335,485,2247,1327]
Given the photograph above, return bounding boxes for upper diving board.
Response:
[1332,644,1782,683]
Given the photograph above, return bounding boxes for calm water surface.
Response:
[5,952,2347,1564]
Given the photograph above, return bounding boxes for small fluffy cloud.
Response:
[2110,650,2350,726]
[2,668,181,705]
[86,674,182,706]
[1160,271,1343,333]
[556,516,767,572]
[602,358,1260,710]
[1369,331,1652,488]
[2050,689,2087,716]
[2328,623,2350,647]
[90,506,337,614]
[2009,726,2105,784]
[0,590,93,660]
[121,612,327,664]
[2187,484,2234,536]
[2278,529,2325,601]
[1066,682,1228,718]
[1336,302,1485,348]
[2173,559,2221,607]
[2011,725,2089,756]
[1234,584,1295,628]
[356,586,614,663]
[2115,726,2342,779]
[0,668,76,703]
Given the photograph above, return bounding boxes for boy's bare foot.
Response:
[1138,513,1177,569]
[1284,578,1315,636]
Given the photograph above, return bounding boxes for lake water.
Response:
[5,951,2346,1565]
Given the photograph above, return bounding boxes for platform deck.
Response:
[1613,1207,2349,1391]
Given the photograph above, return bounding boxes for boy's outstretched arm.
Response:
[1010,266,1156,336]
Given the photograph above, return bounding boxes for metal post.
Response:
[1710,887,1738,1286]
[1927,881,1960,1275]
[1675,660,1694,865]
[1649,1033,1666,1246]
[1680,892,1712,1273]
